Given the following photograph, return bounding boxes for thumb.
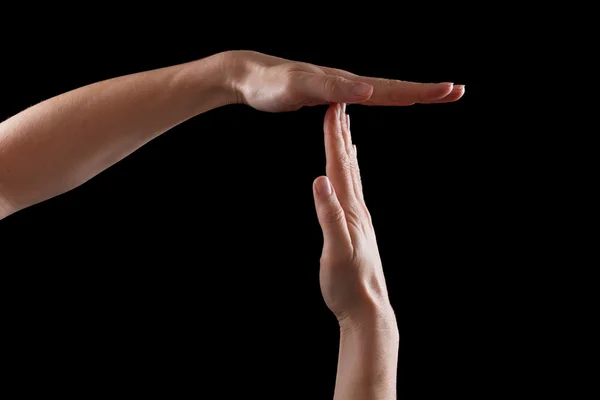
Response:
[298,73,373,103]
[313,176,352,250]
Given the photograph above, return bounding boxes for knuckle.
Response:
[349,153,359,169]
[322,206,345,224]
[344,201,372,229]
[339,155,356,172]
[343,202,364,222]
[323,76,343,95]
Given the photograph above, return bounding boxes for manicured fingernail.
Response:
[346,114,350,130]
[455,84,465,90]
[316,177,332,196]
[351,82,372,96]
[353,144,357,155]
[342,103,346,113]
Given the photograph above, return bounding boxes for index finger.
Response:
[321,67,457,106]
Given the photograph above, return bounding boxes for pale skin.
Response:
[0,50,464,397]
[315,103,399,399]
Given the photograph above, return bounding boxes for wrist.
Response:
[173,51,242,112]
[212,50,251,106]
[339,302,399,339]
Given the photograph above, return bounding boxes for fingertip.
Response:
[323,103,337,126]
[433,85,466,103]
[314,176,332,197]
[427,82,454,100]
[424,84,466,103]
[452,85,466,100]
[454,84,465,97]
[326,103,338,116]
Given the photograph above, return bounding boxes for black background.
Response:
[1,19,505,398]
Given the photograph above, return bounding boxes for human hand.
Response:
[313,103,393,331]
[226,50,464,112]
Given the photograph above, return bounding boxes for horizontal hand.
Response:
[225,50,464,112]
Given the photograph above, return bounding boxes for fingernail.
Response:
[346,114,350,130]
[342,103,346,114]
[353,144,357,155]
[316,177,332,197]
[455,84,465,90]
[351,82,372,96]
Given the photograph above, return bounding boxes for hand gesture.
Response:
[313,103,393,331]
[229,51,464,112]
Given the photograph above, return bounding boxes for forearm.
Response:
[334,307,400,400]
[0,51,237,218]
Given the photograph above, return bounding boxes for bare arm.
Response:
[313,104,400,399]
[335,312,399,399]
[0,50,462,220]
[0,52,236,219]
